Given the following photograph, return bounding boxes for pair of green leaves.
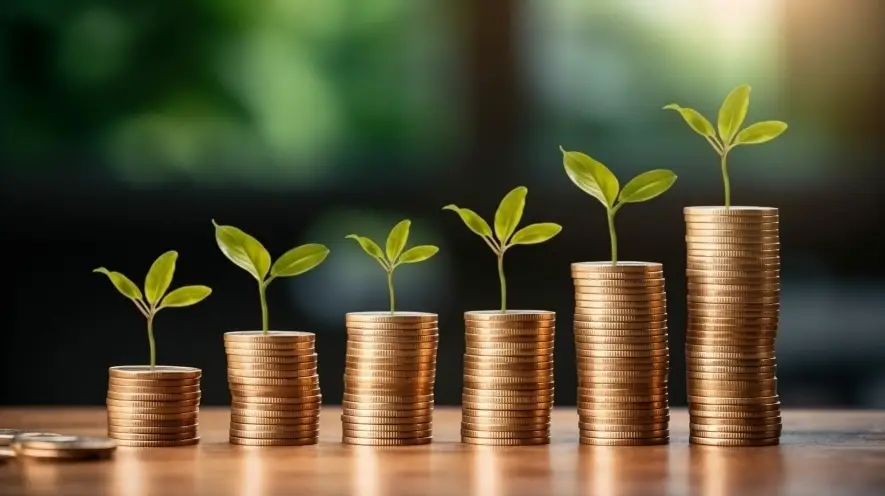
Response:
[347,220,440,272]
[443,186,562,254]
[664,84,788,151]
[94,251,212,317]
[561,148,677,213]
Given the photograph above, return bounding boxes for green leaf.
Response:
[662,104,715,138]
[94,268,143,302]
[346,235,388,268]
[212,220,271,282]
[385,220,411,263]
[144,250,177,306]
[509,223,562,246]
[735,121,788,145]
[442,205,492,238]
[159,285,212,309]
[397,245,439,264]
[618,170,678,204]
[270,244,330,278]
[561,147,619,209]
[718,84,751,145]
[494,186,528,244]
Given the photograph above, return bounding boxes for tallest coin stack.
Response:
[684,206,781,446]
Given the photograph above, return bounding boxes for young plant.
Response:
[346,220,439,314]
[94,251,212,369]
[212,220,330,334]
[444,186,562,313]
[663,84,788,208]
[561,147,677,265]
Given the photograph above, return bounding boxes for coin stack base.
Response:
[225,331,321,446]
[106,366,201,447]
[342,312,439,446]
[461,310,555,446]
[685,206,781,446]
[572,262,670,446]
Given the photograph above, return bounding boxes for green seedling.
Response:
[212,220,330,334]
[94,251,212,369]
[561,147,677,265]
[444,186,562,312]
[664,84,788,208]
[346,220,439,314]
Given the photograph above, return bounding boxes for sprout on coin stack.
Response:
[94,251,211,447]
[343,220,440,446]
[562,148,677,446]
[444,186,562,446]
[213,220,330,446]
[665,84,787,446]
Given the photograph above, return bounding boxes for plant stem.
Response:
[721,150,731,209]
[147,313,156,369]
[497,252,507,312]
[607,209,618,265]
[387,270,395,314]
[258,282,269,335]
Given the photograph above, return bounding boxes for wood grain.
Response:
[2,407,885,495]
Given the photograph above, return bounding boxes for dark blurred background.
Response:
[1,0,883,407]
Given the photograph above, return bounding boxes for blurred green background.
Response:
[2,0,883,407]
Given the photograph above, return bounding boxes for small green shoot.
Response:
[561,148,677,265]
[346,220,439,314]
[94,251,212,369]
[212,220,330,334]
[444,186,562,312]
[663,84,788,208]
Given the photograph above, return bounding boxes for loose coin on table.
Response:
[11,433,117,460]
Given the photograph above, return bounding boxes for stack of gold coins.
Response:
[10,434,116,460]
[461,310,555,446]
[225,331,321,446]
[106,366,201,447]
[342,312,438,446]
[685,206,781,447]
[572,262,670,446]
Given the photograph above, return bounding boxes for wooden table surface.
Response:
[1,407,885,496]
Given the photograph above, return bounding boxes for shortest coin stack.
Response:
[11,433,117,460]
[225,331,321,446]
[342,312,439,446]
[461,310,555,446]
[107,366,201,447]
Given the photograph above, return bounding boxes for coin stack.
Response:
[461,310,555,446]
[106,366,201,447]
[685,206,781,447]
[10,433,116,460]
[572,262,670,446]
[342,312,438,446]
[225,331,321,446]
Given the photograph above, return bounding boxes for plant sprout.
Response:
[664,84,788,208]
[561,148,677,265]
[94,251,212,369]
[212,220,330,334]
[444,186,562,312]
[346,220,439,314]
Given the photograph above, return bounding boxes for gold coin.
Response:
[464,349,553,359]
[230,397,322,410]
[464,342,555,353]
[343,393,433,403]
[106,411,198,421]
[462,386,552,397]
[227,368,317,380]
[230,409,319,419]
[460,429,548,439]
[461,408,549,418]
[579,420,668,431]
[687,366,776,376]
[578,415,669,426]
[578,392,668,403]
[342,400,433,411]
[346,311,437,323]
[343,385,434,396]
[571,261,662,273]
[340,414,433,425]
[106,405,196,415]
[686,224,779,234]
[575,334,668,345]
[13,447,112,459]
[226,354,318,364]
[466,337,554,347]
[689,404,780,415]
[579,436,668,446]
[230,414,319,425]
[109,366,201,380]
[463,375,553,386]
[344,356,435,366]
[690,423,781,433]
[229,381,318,391]
[686,232,779,243]
[575,341,668,352]
[230,436,317,446]
[461,423,549,434]
[572,271,664,281]
[228,375,321,386]
[105,424,197,434]
[107,416,196,427]
[343,422,431,432]
[573,301,667,313]
[462,362,552,373]
[576,349,669,359]
[577,408,669,418]
[461,436,548,446]
[686,336,776,345]
[689,415,781,425]
[689,315,779,325]
[690,429,782,440]
[684,205,778,215]
[224,340,315,351]
[105,397,199,407]
[689,436,778,446]
[343,368,435,378]
[229,416,317,428]
[224,330,315,343]
[573,279,665,289]
[346,324,439,333]
[687,377,777,388]
[689,395,779,405]
[229,429,318,440]
[464,310,555,322]
[114,438,199,447]
[463,396,553,407]
[343,429,432,440]
[341,408,433,418]
[108,431,196,441]
[108,377,200,387]
[578,429,668,440]
[465,321,556,332]
[578,399,667,411]
[225,347,314,358]
[461,416,549,426]
[346,341,438,351]
[226,360,318,372]
[343,436,431,446]
[346,349,438,359]
[463,354,553,364]
[348,334,439,344]
[462,367,553,379]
